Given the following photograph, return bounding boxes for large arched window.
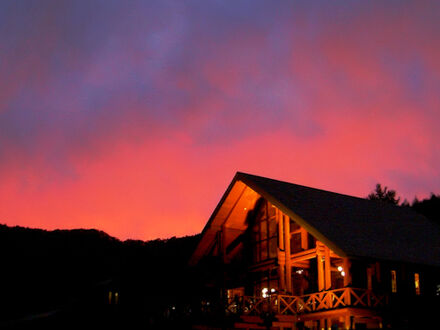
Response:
[251,199,278,263]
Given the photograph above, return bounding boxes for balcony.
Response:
[226,287,387,316]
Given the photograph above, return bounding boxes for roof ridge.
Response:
[237,171,380,204]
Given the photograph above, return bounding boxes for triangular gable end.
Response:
[189,172,348,265]
[237,172,348,259]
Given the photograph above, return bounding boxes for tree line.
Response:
[367,183,440,224]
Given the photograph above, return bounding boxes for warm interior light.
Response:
[391,270,397,293]
[415,273,420,295]
[244,207,247,211]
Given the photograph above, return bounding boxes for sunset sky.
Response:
[1,0,439,240]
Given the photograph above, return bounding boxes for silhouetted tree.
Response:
[411,193,440,225]
[367,183,400,205]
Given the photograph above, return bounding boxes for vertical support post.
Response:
[344,314,351,330]
[317,246,324,292]
[324,247,331,290]
[300,228,308,250]
[343,258,352,287]
[277,209,286,292]
[284,214,292,293]
[367,266,373,290]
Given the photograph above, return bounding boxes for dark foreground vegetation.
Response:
[0,224,202,329]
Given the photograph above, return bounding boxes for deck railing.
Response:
[226,287,387,316]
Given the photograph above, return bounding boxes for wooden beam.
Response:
[290,248,317,262]
[277,208,286,292]
[316,241,326,255]
[300,228,308,250]
[343,258,352,287]
[317,251,324,291]
[291,260,310,269]
[284,214,292,293]
[325,246,331,290]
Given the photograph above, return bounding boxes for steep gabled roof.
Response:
[191,172,440,267]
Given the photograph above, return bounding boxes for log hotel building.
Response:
[190,172,440,329]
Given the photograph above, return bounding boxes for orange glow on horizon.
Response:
[0,1,439,241]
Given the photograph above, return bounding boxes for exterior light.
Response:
[262,288,269,298]
[337,266,343,272]
[271,288,276,293]
[341,271,346,277]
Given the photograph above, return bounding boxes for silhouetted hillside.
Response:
[0,224,200,328]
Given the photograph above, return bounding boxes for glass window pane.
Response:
[267,203,276,218]
[290,218,300,231]
[269,237,278,258]
[261,240,268,260]
[261,220,268,240]
[290,233,302,254]
[253,244,260,263]
[252,222,259,241]
[268,219,277,238]
[258,203,267,220]
[308,233,316,249]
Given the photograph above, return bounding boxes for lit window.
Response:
[252,200,278,263]
[391,270,397,293]
[414,273,420,295]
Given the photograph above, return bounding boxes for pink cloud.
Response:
[1,1,439,240]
